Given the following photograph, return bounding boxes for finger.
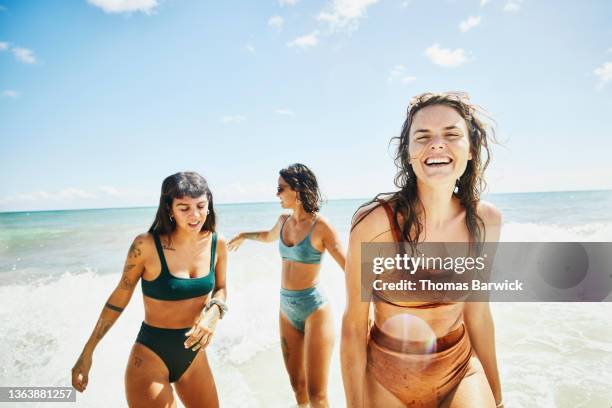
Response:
[185,327,194,336]
[203,333,213,348]
[191,341,202,352]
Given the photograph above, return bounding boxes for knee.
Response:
[307,386,327,404]
[290,377,307,395]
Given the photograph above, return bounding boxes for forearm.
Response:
[82,298,124,354]
[240,231,271,242]
[341,319,367,407]
[465,309,502,403]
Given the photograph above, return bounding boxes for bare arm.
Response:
[185,236,229,351]
[321,220,346,271]
[341,214,373,407]
[464,201,503,406]
[71,234,148,392]
[228,215,286,250]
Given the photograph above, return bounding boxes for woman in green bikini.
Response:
[71,172,228,407]
[228,163,345,408]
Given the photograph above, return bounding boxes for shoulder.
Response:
[214,233,228,254]
[128,232,156,261]
[477,200,502,226]
[350,200,392,240]
[312,214,335,235]
[278,213,290,224]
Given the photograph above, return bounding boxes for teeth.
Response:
[425,157,451,164]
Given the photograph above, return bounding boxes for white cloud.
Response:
[388,65,416,84]
[274,108,295,116]
[594,62,612,86]
[279,0,299,5]
[246,43,256,53]
[222,115,246,124]
[480,0,489,6]
[459,16,481,32]
[287,31,319,49]
[12,47,36,64]
[268,15,284,30]
[87,0,157,14]
[2,90,20,98]
[425,44,469,68]
[503,1,521,13]
[317,0,381,32]
[99,185,121,196]
[0,41,9,50]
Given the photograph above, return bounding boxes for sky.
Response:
[1,0,611,212]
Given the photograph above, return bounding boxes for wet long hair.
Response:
[279,163,324,214]
[353,92,495,252]
[149,172,216,235]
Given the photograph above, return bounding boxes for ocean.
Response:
[1,190,611,407]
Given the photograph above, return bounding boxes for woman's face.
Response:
[276,176,298,209]
[407,104,472,187]
[170,195,209,231]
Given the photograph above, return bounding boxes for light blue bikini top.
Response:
[278,215,323,264]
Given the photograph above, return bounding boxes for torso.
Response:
[361,198,473,341]
[279,214,324,290]
[140,232,217,328]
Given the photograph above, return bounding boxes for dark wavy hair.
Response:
[353,91,495,253]
[279,163,324,214]
[149,172,216,235]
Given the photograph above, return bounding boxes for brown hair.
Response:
[354,91,496,253]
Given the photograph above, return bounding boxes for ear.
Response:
[468,150,473,161]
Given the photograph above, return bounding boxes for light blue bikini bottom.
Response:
[280,285,326,332]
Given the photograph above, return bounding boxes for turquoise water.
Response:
[0,190,611,407]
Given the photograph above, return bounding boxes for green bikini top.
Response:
[141,231,216,301]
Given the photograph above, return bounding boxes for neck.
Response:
[170,227,207,245]
[291,205,313,222]
[416,180,458,228]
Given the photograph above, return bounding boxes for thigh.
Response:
[174,350,219,408]
[364,369,406,408]
[441,356,495,408]
[125,343,176,408]
[303,303,334,391]
[279,310,306,385]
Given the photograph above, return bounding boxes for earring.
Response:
[206,209,210,215]
[169,214,174,222]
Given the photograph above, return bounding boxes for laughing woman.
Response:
[228,163,345,408]
[341,92,504,408]
[71,172,228,408]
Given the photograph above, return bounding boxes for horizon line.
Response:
[1,188,611,215]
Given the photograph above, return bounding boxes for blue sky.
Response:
[1,0,611,211]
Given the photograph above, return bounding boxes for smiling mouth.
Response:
[188,221,200,227]
[424,156,453,167]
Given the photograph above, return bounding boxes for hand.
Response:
[227,233,245,252]
[71,352,92,393]
[184,311,218,351]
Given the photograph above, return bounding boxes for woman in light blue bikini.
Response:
[229,163,345,408]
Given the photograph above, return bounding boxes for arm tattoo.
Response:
[94,319,113,340]
[119,264,136,290]
[243,232,260,240]
[105,302,124,313]
[128,241,142,259]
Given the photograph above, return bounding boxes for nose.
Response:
[429,134,445,150]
